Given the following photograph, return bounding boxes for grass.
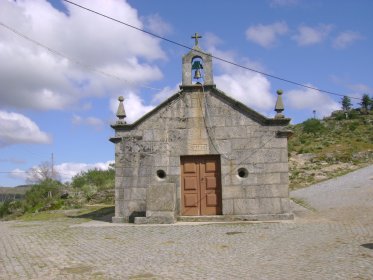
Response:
[18,211,68,222]
[290,197,316,211]
[61,265,93,274]
[128,273,157,279]
[16,204,114,222]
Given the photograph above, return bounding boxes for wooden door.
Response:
[181,155,222,216]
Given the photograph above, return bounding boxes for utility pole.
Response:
[48,152,55,195]
[51,152,54,180]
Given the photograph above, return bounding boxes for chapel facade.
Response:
[110,34,293,223]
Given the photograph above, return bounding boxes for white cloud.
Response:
[216,71,275,113]
[270,0,300,7]
[143,14,172,36]
[348,83,373,94]
[10,161,114,183]
[0,110,51,147]
[285,86,340,117]
[72,115,104,130]
[0,157,26,164]
[55,161,114,182]
[333,31,363,49]
[203,32,224,49]
[246,22,288,48]
[204,33,266,72]
[293,24,333,46]
[152,84,180,104]
[9,168,29,181]
[110,92,154,124]
[99,59,163,87]
[0,0,166,111]
[330,76,373,96]
[205,34,275,116]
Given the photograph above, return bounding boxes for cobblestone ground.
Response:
[1,166,373,280]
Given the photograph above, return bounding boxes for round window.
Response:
[156,169,166,180]
[237,168,248,179]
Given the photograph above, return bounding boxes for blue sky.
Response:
[0,0,372,187]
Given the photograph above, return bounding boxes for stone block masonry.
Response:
[111,86,292,222]
[110,38,292,223]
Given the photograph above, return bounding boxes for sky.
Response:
[0,0,372,187]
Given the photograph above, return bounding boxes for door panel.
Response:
[184,162,197,173]
[205,161,216,172]
[205,177,217,190]
[206,194,218,207]
[184,194,198,207]
[181,155,222,216]
[184,177,198,190]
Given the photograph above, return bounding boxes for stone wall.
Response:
[112,86,291,222]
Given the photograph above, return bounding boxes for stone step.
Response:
[177,213,294,222]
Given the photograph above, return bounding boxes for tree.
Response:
[302,118,325,134]
[71,166,114,202]
[26,161,60,184]
[23,179,63,212]
[360,94,371,112]
[71,167,114,190]
[341,96,352,111]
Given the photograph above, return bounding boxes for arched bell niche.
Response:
[191,56,204,84]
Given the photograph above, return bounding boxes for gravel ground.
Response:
[291,164,373,224]
[0,165,372,279]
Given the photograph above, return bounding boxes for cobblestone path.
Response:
[1,165,373,279]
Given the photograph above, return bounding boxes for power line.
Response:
[0,171,72,176]
[62,0,363,101]
[0,21,162,91]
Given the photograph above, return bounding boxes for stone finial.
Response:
[274,89,285,119]
[116,96,126,124]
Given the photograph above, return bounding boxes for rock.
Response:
[60,192,69,199]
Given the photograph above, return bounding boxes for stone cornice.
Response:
[110,86,291,131]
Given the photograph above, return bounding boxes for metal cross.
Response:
[191,32,202,46]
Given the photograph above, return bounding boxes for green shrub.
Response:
[348,110,359,119]
[23,179,63,213]
[335,112,346,120]
[0,200,24,219]
[71,168,114,191]
[1,168,116,219]
[81,184,98,201]
[349,121,359,131]
[71,167,115,203]
[302,118,325,134]
[0,201,11,218]
[299,135,308,144]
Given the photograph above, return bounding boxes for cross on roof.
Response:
[191,32,202,46]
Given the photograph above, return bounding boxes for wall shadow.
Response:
[361,243,373,250]
[68,206,115,223]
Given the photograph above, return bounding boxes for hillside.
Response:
[288,111,373,189]
[0,185,31,202]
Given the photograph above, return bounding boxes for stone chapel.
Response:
[110,34,293,223]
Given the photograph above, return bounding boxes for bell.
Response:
[194,69,202,79]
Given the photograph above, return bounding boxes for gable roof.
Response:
[111,84,290,131]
